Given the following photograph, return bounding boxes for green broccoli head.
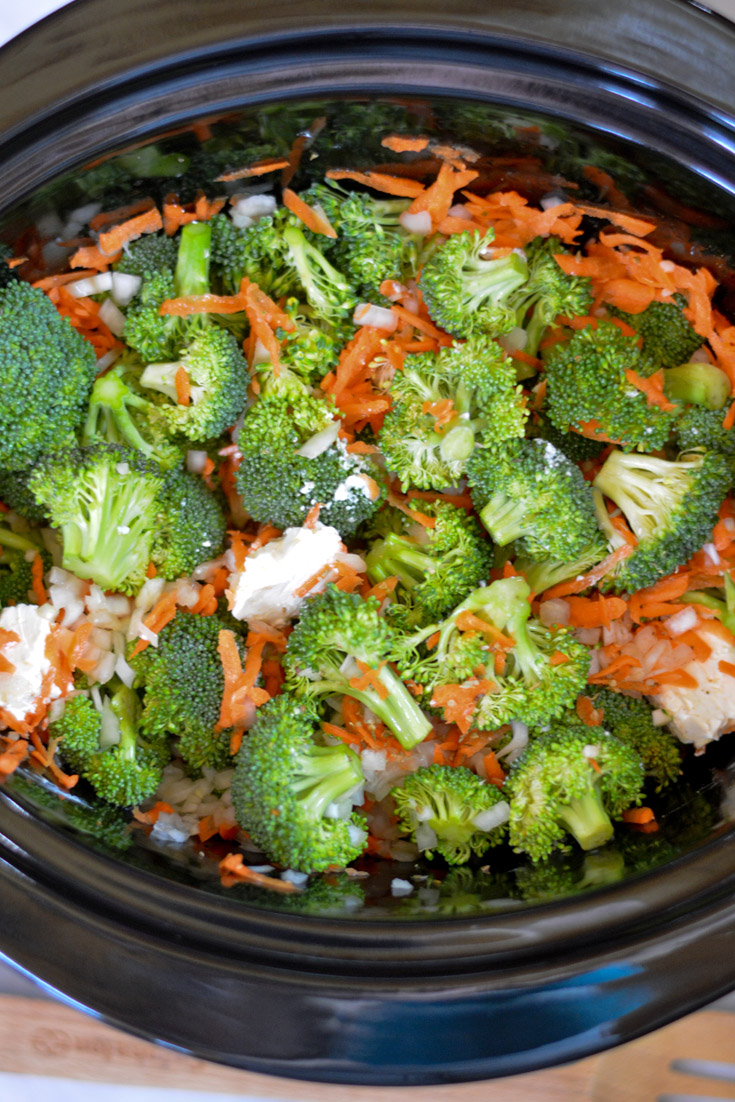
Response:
[152,468,227,581]
[0,280,98,470]
[123,221,214,363]
[284,584,433,750]
[675,405,735,457]
[209,211,297,299]
[591,688,682,790]
[0,467,50,523]
[231,693,367,873]
[132,610,237,775]
[514,845,626,902]
[609,294,702,373]
[392,764,509,864]
[0,527,51,609]
[114,231,178,279]
[506,722,645,861]
[514,535,609,598]
[282,225,358,325]
[52,684,169,808]
[467,437,600,562]
[594,447,731,592]
[532,413,605,464]
[138,326,249,442]
[29,443,167,595]
[82,359,186,470]
[6,772,133,851]
[509,235,593,356]
[236,393,384,536]
[365,499,492,628]
[419,229,529,339]
[399,577,589,731]
[379,336,528,491]
[544,319,677,450]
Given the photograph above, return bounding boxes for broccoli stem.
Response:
[110,684,140,761]
[663,362,730,410]
[174,221,212,298]
[318,664,433,750]
[367,534,435,590]
[557,788,614,851]
[464,253,528,314]
[291,743,363,818]
[440,422,476,463]
[682,575,735,635]
[282,226,353,317]
[84,373,157,456]
[0,528,41,554]
[479,492,531,545]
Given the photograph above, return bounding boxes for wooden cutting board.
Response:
[1,994,732,1100]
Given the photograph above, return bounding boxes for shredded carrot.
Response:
[483,750,506,788]
[349,660,389,700]
[576,696,604,727]
[97,206,164,257]
[282,187,337,238]
[390,304,452,344]
[455,609,513,649]
[719,659,735,679]
[406,162,478,227]
[31,553,47,605]
[431,681,494,734]
[303,502,322,529]
[215,157,291,182]
[566,594,628,628]
[326,169,425,198]
[654,669,698,689]
[622,806,656,825]
[624,368,676,411]
[381,134,430,153]
[159,291,246,316]
[543,544,634,600]
[174,365,191,406]
[723,403,735,430]
[0,737,29,779]
[219,853,300,893]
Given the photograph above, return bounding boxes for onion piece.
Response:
[448,203,472,220]
[295,419,341,458]
[353,302,398,332]
[98,297,126,336]
[539,598,570,626]
[186,449,208,474]
[498,326,528,353]
[472,801,510,832]
[400,210,432,236]
[111,271,141,307]
[540,191,567,210]
[665,606,699,636]
[67,272,113,298]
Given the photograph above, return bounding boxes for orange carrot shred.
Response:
[219,853,300,893]
[326,169,425,198]
[97,207,164,257]
[381,134,430,153]
[174,365,191,406]
[215,157,291,182]
[282,187,337,238]
[31,553,47,605]
[723,403,735,430]
[622,807,656,825]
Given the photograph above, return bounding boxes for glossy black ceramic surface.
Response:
[1,0,735,1084]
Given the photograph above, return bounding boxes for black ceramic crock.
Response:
[2,0,735,1085]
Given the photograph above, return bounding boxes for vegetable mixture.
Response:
[1,133,735,902]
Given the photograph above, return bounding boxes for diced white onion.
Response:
[472,801,510,832]
[353,302,398,332]
[92,650,117,685]
[186,449,208,474]
[111,271,141,307]
[114,653,136,688]
[251,338,271,366]
[651,708,669,727]
[390,878,414,897]
[665,606,699,636]
[498,720,529,763]
[690,347,711,363]
[295,419,341,458]
[703,542,721,565]
[137,622,159,647]
[67,272,113,298]
[447,203,472,220]
[347,822,368,848]
[659,259,675,273]
[497,326,528,354]
[229,193,277,229]
[95,349,121,373]
[540,191,567,210]
[399,210,432,236]
[99,699,121,746]
[575,627,602,647]
[583,744,602,759]
[415,823,439,852]
[98,297,126,336]
[281,869,309,888]
[539,599,570,626]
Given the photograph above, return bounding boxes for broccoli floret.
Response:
[30,443,221,595]
[138,326,249,442]
[467,437,599,562]
[0,468,49,522]
[51,684,170,807]
[533,413,605,464]
[0,527,51,609]
[419,229,529,339]
[236,393,384,536]
[132,610,238,774]
[514,845,626,902]
[274,300,348,385]
[6,772,132,851]
[281,224,358,325]
[152,468,226,581]
[506,722,645,861]
[391,764,508,864]
[114,231,178,279]
[209,211,297,299]
[399,577,589,730]
[379,336,528,491]
[365,499,492,628]
[609,295,702,373]
[231,693,367,872]
[514,535,609,597]
[82,359,185,469]
[675,405,735,457]
[123,221,214,363]
[593,447,731,592]
[590,689,681,790]
[0,279,98,470]
[321,185,415,300]
[284,584,433,750]
[544,319,677,451]
[508,236,593,357]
